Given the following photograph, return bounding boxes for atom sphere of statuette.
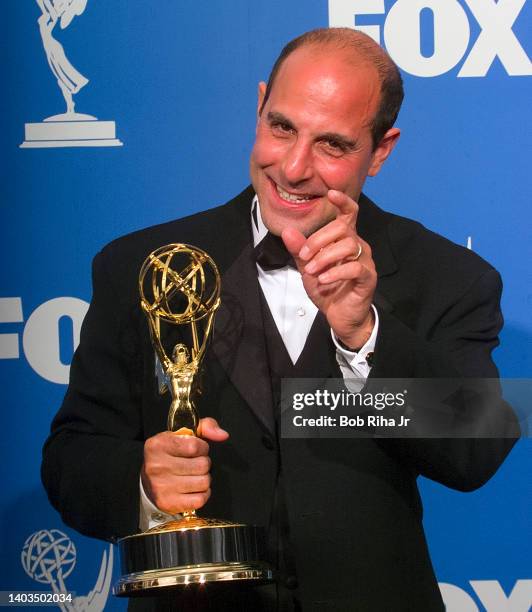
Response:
[139,244,221,324]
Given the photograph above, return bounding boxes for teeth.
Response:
[276,184,314,202]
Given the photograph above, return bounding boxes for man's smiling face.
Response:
[250,45,387,237]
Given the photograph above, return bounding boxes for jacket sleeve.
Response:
[371,268,520,491]
[41,249,145,542]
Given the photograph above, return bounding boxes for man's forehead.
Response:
[280,43,376,77]
[265,46,380,128]
[272,45,379,96]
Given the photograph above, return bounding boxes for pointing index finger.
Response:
[327,189,359,225]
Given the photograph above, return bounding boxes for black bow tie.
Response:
[254,232,296,270]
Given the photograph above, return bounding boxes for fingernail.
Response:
[319,272,329,282]
[299,246,310,259]
[305,261,316,273]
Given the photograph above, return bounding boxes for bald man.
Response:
[43,28,518,612]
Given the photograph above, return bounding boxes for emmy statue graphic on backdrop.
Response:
[114,244,272,596]
[21,0,122,148]
[21,529,114,612]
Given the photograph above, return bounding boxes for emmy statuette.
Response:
[114,244,273,596]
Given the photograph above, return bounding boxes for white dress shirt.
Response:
[139,196,379,529]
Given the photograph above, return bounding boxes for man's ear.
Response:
[368,128,401,177]
[256,81,267,119]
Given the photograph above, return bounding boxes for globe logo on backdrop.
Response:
[21,529,113,611]
[22,529,76,586]
[21,0,122,148]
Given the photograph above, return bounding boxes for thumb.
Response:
[197,417,230,442]
[282,226,306,259]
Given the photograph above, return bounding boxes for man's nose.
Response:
[281,140,314,185]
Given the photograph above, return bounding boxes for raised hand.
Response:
[282,189,376,350]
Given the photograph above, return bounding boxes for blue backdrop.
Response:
[1,1,530,610]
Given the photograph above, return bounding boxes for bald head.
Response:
[259,28,404,149]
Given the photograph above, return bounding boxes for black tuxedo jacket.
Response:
[42,186,518,611]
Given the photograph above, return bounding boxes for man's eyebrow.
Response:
[318,132,359,150]
[266,111,359,150]
[266,111,294,128]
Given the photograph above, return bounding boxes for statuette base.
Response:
[114,562,274,596]
[115,520,273,596]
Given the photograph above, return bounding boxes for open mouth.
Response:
[273,181,320,205]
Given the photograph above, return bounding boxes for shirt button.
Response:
[151,512,165,522]
[285,575,298,590]
[296,307,306,317]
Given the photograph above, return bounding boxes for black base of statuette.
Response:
[114,520,273,597]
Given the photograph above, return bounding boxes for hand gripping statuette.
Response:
[114,244,273,597]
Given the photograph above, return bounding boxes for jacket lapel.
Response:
[210,194,275,435]
[357,193,397,314]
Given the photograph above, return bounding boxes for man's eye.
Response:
[271,122,294,135]
[322,140,347,156]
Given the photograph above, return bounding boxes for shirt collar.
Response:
[251,195,268,247]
